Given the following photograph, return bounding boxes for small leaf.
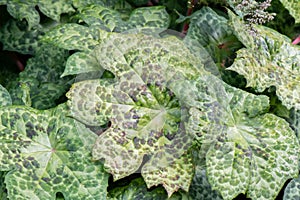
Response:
[228,11,300,110]
[62,51,104,77]
[0,104,109,199]
[0,85,12,107]
[179,75,299,200]
[279,0,300,23]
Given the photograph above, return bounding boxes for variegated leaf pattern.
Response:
[173,74,299,200]
[67,33,208,196]
[279,0,300,23]
[0,0,74,29]
[227,10,300,110]
[0,104,109,200]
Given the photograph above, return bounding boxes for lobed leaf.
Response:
[279,0,300,23]
[0,104,109,200]
[67,33,208,196]
[228,10,300,110]
[0,0,74,29]
[175,74,299,200]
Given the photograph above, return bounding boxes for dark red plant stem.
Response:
[8,52,25,71]
[181,0,198,35]
[292,35,300,45]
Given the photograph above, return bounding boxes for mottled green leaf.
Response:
[228,11,300,110]
[0,85,12,107]
[176,75,299,200]
[284,176,300,200]
[108,177,189,200]
[279,0,300,23]
[67,33,208,196]
[186,7,242,65]
[0,105,109,200]
[189,166,223,200]
[42,24,107,52]
[8,44,72,110]
[0,19,43,54]
[77,5,170,32]
[62,51,104,77]
[0,0,74,29]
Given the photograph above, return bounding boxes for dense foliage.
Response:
[0,0,300,199]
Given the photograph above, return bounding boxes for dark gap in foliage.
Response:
[56,192,65,199]
[85,121,111,136]
[107,172,142,191]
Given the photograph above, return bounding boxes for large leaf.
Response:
[174,74,299,200]
[0,0,74,29]
[0,104,109,199]
[67,33,208,196]
[283,176,300,199]
[279,0,300,23]
[227,10,300,110]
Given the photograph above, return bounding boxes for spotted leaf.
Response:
[228,11,300,110]
[67,33,208,196]
[0,0,74,29]
[0,104,109,200]
[176,75,299,200]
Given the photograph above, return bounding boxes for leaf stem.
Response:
[292,35,300,45]
[181,0,198,35]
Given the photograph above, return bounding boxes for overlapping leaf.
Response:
[0,0,74,29]
[76,5,170,32]
[107,177,189,200]
[279,0,300,23]
[0,104,109,200]
[186,7,242,66]
[173,74,299,200]
[8,44,72,110]
[227,10,300,110]
[67,33,208,196]
[0,19,43,54]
